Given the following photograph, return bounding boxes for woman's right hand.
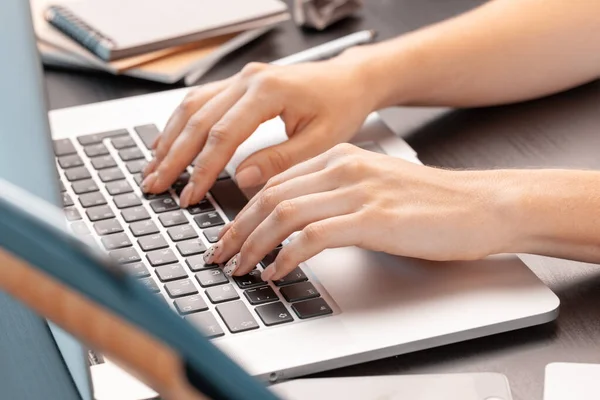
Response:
[142,52,381,208]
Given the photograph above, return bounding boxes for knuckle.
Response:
[252,72,280,92]
[240,239,258,260]
[224,222,242,243]
[206,126,230,146]
[178,93,199,115]
[240,62,267,78]
[265,147,292,172]
[191,162,210,178]
[257,187,279,211]
[303,222,326,242]
[330,142,357,157]
[273,200,296,222]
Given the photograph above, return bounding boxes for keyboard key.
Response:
[186,198,215,215]
[260,248,280,268]
[100,232,132,251]
[84,143,109,157]
[113,193,142,209]
[280,282,320,303]
[194,211,224,229]
[149,197,178,213]
[72,179,99,194]
[171,172,190,194]
[158,210,188,227]
[146,248,178,266]
[125,159,147,174]
[133,173,143,186]
[195,269,229,287]
[129,220,159,237]
[167,225,198,242]
[203,226,222,243]
[138,234,169,252]
[57,154,83,169]
[185,255,216,272]
[121,206,150,223]
[244,286,278,305]
[134,124,160,150]
[165,279,198,298]
[93,219,123,236]
[61,193,74,207]
[98,167,125,182]
[79,192,107,208]
[109,247,141,264]
[138,277,160,293]
[155,264,187,282]
[210,178,247,221]
[120,262,150,278]
[185,312,224,338]
[64,207,82,221]
[205,284,239,304]
[255,302,294,326]
[53,139,77,156]
[291,298,332,319]
[273,267,308,287]
[174,295,208,315]
[111,135,136,149]
[143,191,169,200]
[64,167,91,182]
[86,205,115,221]
[77,129,128,146]
[216,301,259,333]
[233,268,267,289]
[105,180,133,195]
[90,155,117,170]
[176,239,206,257]
[118,147,145,161]
[70,221,90,236]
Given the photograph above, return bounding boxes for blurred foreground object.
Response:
[294,0,363,30]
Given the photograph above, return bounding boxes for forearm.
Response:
[496,169,600,263]
[338,0,600,109]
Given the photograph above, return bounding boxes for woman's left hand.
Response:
[203,143,518,281]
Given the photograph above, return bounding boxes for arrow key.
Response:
[255,302,294,326]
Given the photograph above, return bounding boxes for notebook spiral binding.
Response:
[44,5,116,61]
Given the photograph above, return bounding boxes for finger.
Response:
[264,214,361,281]
[234,122,337,189]
[180,88,285,207]
[143,80,229,177]
[230,145,335,223]
[207,169,340,265]
[143,83,247,194]
[228,190,358,277]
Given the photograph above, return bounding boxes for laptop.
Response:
[1,0,560,399]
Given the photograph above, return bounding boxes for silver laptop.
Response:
[1,1,559,399]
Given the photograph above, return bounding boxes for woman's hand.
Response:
[203,143,518,281]
[141,56,379,208]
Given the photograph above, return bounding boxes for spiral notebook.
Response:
[44,0,289,61]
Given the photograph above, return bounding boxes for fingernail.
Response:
[141,172,158,193]
[236,166,262,188]
[143,159,157,177]
[261,263,276,281]
[223,253,240,276]
[178,183,194,208]
[203,241,222,264]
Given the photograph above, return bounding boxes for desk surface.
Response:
[4,1,600,399]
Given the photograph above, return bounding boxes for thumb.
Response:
[234,124,334,188]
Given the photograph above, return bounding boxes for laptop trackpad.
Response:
[304,247,554,341]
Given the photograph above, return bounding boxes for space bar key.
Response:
[209,179,248,221]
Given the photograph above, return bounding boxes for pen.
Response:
[184,29,377,85]
[271,29,377,66]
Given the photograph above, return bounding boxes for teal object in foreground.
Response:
[0,178,279,400]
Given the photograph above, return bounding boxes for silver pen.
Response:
[185,29,377,85]
[271,29,377,66]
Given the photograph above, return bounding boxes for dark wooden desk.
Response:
[4,1,599,399]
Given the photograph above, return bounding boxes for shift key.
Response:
[216,301,259,333]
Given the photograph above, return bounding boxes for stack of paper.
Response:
[33,0,290,84]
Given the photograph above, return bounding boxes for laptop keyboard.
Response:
[53,124,332,339]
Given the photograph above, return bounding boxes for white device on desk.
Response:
[2,1,560,399]
[544,363,600,400]
[272,373,513,400]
